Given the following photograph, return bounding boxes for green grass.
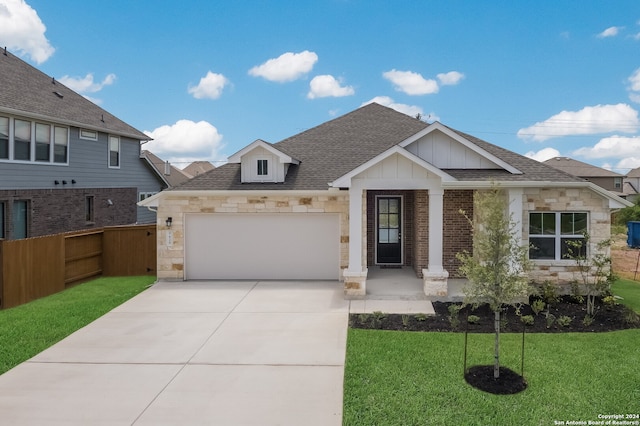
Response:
[0,276,154,375]
[344,329,640,426]
[612,278,640,312]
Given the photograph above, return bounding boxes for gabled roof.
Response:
[543,157,624,178]
[228,139,300,164]
[141,150,191,188]
[183,161,215,178]
[0,49,149,141]
[627,167,640,178]
[173,103,585,191]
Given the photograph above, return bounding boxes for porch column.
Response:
[343,181,367,298]
[423,188,449,296]
[508,187,523,243]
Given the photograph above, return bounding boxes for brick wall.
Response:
[443,190,474,278]
[0,188,137,239]
[413,190,428,277]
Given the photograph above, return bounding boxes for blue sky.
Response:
[2,0,640,173]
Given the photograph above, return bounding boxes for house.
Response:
[543,157,625,197]
[0,49,166,240]
[183,160,215,178]
[141,150,192,190]
[140,103,631,298]
[623,166,640,203]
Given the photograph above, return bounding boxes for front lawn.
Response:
[344,329,640,425]
[0,276,154,375]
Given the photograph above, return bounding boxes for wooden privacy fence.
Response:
[0,224,156,309]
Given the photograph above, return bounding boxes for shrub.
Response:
[557,315,572,327]
[541,280,560,305]
[545,313,556,328]
[448,305,462,328]
[467,315,480,324]
[401,314,410,327]
[520,315,534,326]
[622,306,640,326]
[583,315,594,326]
[531,299,546,315]
[415,313,428,322]
[370,311,386,328]
[603,295,618,308]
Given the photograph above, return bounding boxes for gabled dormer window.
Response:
[257,159,268,176]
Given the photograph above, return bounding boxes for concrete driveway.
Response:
[0,281,350,426]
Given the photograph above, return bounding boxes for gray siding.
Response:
[0,127,164,223]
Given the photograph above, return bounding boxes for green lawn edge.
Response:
[0,276,155,375]
[612,278,640,312]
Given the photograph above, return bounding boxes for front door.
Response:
[376,196,402,264]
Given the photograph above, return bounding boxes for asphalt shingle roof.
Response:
[0,49,148,140]
[543,157,623,178]
[175,103,584,191]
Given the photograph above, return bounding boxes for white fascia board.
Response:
[443,180,633,209]
[330,145,456,188]
[227,139,299,164]
[399,122,522,175]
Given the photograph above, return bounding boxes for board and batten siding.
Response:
[405,130,499,169]
[0,127,164,223]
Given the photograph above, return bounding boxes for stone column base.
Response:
[342,269,368,299]
[423,269,449,297]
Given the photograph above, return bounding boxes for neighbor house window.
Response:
[138,191,157,202]
[12,200,28,239]
[257,159,268,176]
[109,136,120,168]
[85,196,94,222]
[0,116,8,160]
[614,177,622,189]
[529,212,587,260]
[0,201,5,239]
[13,119,31,161]
[54,126,69,163]
[79,129,98,141]
[35,123,51,162]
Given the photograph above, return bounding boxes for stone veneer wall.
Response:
[524,187,611,289]
[156,192,349,280]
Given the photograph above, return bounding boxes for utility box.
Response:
[628,221,640,248]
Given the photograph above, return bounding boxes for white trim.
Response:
[330,145,456,188]
[398,122,523,175]
[108,135,120,169]
[79,128,98,141]
[228,139,299,164]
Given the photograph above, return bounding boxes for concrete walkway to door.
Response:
[0,281,350,426]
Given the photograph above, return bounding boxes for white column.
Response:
[508,187,524,244]
[428,189,444,273]
[343,181,367,298]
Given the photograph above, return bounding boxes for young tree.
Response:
[457,185,531,379]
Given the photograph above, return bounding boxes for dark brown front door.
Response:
[376,196,402,264]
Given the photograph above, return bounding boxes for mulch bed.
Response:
[350,296,639,394]
[349,296,640,333]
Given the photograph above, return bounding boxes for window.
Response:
[0,116,8,160]
[529,212,587,260]
[79,129,98,140]
[614,177,622,189]
[35,123,51,162]
[257,159,268,176]
[0,201,5,239]
[54,126,68,163]
[138,191,157,202]
[85,196,94,222]
[109,136,120,167]
[12,200,28,239]
[14,119,31,161]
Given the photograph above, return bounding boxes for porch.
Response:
[364,266,466,302]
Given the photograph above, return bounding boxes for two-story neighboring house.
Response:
[623,167,640,203]
[543,157,625,197]
[0,49,166,240]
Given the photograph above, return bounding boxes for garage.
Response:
[184,213,340,280]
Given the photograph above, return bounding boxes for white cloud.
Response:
[307,75,354,99]
[248,50,318,82]
[614,156,640,170]
[628,68,640,103]
[517,104,640,142]
[143,120,225,164]
[524,147,561,162]
[437,71,465,86]
[572,135,640,159]
[383,69,439,95]
[362,96,424,117]
[58,73,116,94]
[188,71,229,99]
[597,26,623,38]
[0,0,54,63]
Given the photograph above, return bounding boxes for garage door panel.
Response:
[185,214,339,280]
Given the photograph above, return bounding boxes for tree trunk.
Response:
[494,310,500,379]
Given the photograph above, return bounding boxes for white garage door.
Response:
[184,213,340,280]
